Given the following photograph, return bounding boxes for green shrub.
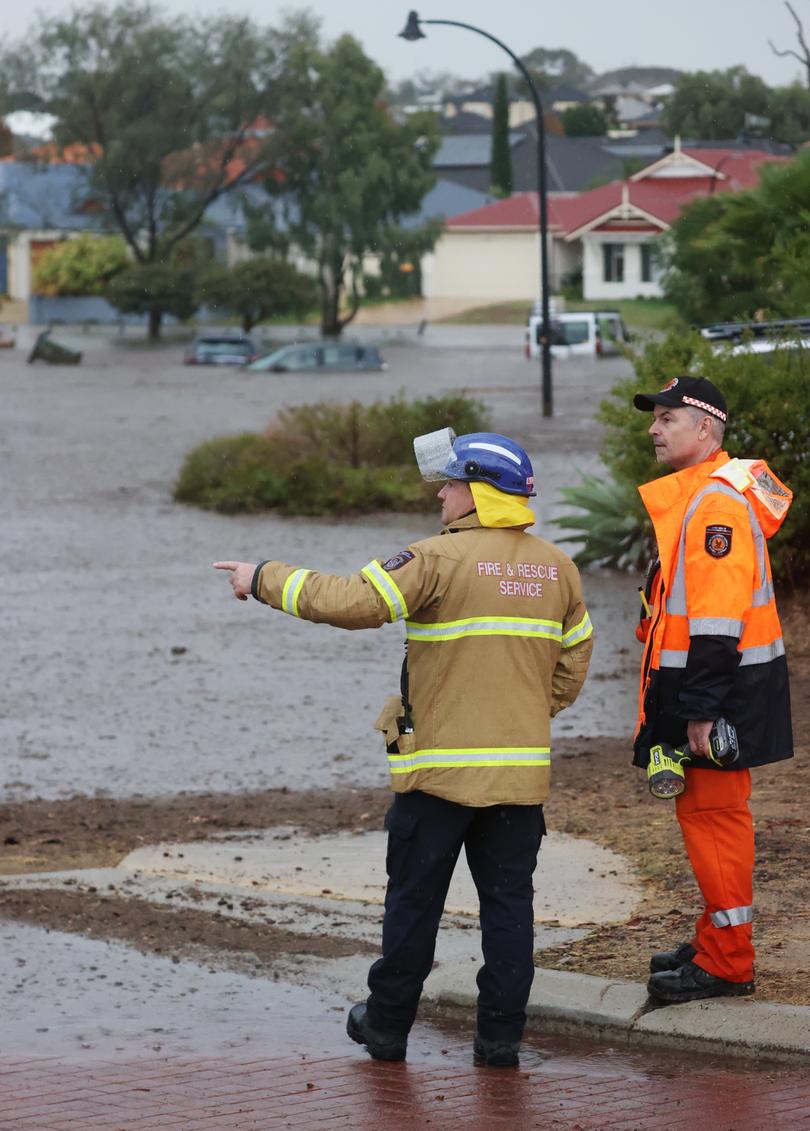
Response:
[33,235,130,296]
[554,329,810,585]
[175,393,490,516]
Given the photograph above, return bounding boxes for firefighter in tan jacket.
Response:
[215,429,593,1068]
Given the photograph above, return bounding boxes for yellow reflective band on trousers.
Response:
[281,568,311,617]
[387,747,552,773]
[361,560,409,622]
[562,612,593,649]
[405,616,563,643]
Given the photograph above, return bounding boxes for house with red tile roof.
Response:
[423,139,789,304]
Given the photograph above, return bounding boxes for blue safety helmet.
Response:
[442,432,536,497]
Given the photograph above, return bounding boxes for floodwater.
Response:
[0,326,639,801]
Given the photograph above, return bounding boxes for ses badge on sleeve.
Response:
[382,550,415,572]
[705,524,733,558]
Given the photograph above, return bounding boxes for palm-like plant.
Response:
[552,475,653,570]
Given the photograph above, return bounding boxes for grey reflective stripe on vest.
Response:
[688,617,744,638]
[710,904,753,928]
[752,579,774,607]
[659,649,688,668]
[666,482,768,618]
[739,638,786,666]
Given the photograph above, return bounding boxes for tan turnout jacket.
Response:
[254,513,593,807]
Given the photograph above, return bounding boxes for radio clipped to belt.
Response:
[372,641,416,756]
[647,717,739,799]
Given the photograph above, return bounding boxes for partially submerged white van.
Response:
[525,310,629,359]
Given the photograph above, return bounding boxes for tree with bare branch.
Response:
[770,2,810,89]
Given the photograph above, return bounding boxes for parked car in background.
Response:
[525,310,629,359]
[247,341,387,373]
[701,317,810,360]
[184,334,258,366]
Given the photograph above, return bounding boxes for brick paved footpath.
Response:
[2,1037,809,1131]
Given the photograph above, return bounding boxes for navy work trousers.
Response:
[365,790,545,1044]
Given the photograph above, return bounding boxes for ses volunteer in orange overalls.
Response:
[633,375,793,1005]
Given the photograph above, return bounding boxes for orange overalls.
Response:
[635,451,793,983]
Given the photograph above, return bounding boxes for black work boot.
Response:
[473,1033,520,1068]
[649,941,697,974]
[647,961,755,1004]
[346,1003,407,1061]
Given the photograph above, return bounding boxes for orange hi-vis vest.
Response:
[633,449,794,771]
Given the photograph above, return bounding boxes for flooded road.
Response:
[0,329,638,800]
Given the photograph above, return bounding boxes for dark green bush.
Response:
[554,330,810,585]
[175,393,490,516]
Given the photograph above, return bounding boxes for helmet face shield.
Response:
[413,427,457,482]
[413,428,535,496]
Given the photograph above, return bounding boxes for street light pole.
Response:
[399,10,553,417]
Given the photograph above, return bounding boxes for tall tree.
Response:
[769,1,810,89]
[518,47,594,91]
[662,148,810,322]
[490,74,513,198]
[0,2,283,338]
[661,67,771,139]
[249,31,439,337]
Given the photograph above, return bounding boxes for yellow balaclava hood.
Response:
[470,481,535,529]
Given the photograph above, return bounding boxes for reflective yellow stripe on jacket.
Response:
[405,611,593,647]
[562,613,593,648]
[406,616,563,642]
[281,568,311,616]
[361,560,409,622]
[388,747,552,774]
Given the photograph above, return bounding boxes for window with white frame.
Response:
[602,243,625,283]
[640,243,654,283]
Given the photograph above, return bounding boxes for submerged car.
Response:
[525,310,629,359]
[247,341,387,373]
[184,334,258,366]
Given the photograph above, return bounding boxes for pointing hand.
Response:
[213,560,257,601]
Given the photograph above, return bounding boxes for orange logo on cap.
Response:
[661,378,679,392]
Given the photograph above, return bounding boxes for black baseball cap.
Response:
[633,375,728,422]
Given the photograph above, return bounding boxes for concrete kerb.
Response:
[423,968,810,1066]
[2,824,809,1066]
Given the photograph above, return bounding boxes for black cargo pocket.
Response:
[383,805,417,886]
[538,806,547,840]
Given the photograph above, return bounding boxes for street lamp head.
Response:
[399,11,426,41]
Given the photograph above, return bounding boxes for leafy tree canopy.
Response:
[662,66,774,139]
[107,262,199,324]
[196,259,317,332]
[662,148,810,323]
[562,103,608,137]
[0,2,289,333]
[519,47,594,91]
[248,27,440,337]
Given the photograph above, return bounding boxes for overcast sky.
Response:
[6,0,806,87]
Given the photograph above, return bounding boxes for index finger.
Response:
[213,561,240,571]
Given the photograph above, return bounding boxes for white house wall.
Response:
[425,229,569,302]
[6,230,64,302]
[582,232,662,300]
